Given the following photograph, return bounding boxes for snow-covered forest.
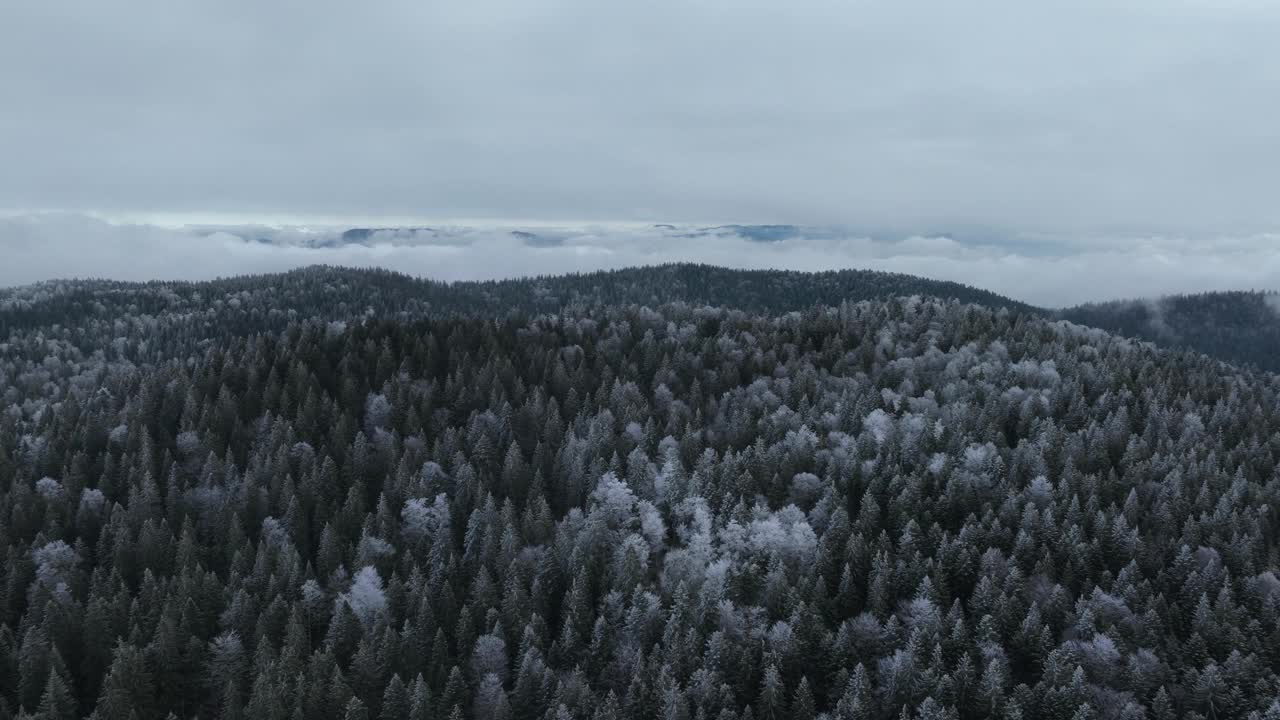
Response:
[1,265,1279,719]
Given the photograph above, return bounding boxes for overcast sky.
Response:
[3,0,1280,232]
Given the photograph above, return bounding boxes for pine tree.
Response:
[1070,704,1095,720]
[756,666,785,720]
[246,671,286,720]
[344,697,369,720]
[96,644,155,720]
[350,634,387,711]
[380,674,410,720]
[1149,688,1175,720]
[408,675,433,720]
[327,668,356,720]
[791,678,815,720]
[16,629,49,713]
[0,626,18,708]
[35,671,75,720]
[219,679,244,720]
[440,667,467,718]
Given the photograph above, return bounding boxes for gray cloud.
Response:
[3,0,1280,233]
[4,214,1280,307]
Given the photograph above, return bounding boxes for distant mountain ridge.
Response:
[4,263,1279,372]
[0,262,1036,322]
[340,226,436,243]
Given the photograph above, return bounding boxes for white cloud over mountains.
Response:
[3,214,1280,308]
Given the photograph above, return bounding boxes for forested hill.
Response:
[1057,291,1280,374]
[3,263,1280,718]
[5,264,1280,373]
[0,264,1035,334]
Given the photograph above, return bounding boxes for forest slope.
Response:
[0,264,1033,334]
[1,271,1279,718]
[7,264,1277,374]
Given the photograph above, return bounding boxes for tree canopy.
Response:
[0,266,1278,719]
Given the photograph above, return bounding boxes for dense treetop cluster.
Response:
[0,266,1278,719]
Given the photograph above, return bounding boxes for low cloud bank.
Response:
[3,214,1279,308]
